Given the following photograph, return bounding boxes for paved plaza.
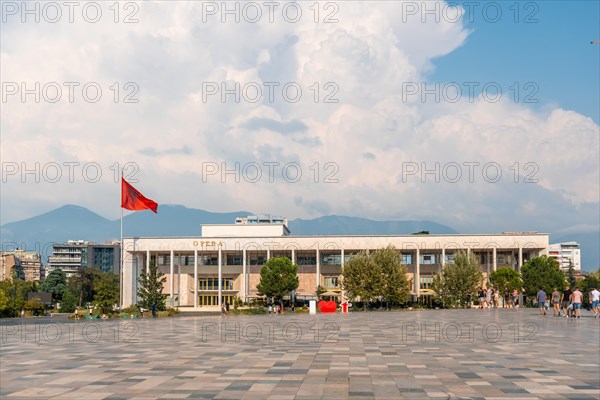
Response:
[0,309,599,400]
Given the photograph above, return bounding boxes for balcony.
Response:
[48,256,81,264]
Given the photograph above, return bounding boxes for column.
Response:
[177,254,180,306]
[170,250,174,307]
[340,249,345,301]
[194,249,198,308]
[493,248,497,272]
[291,248,296,264]
[414,248,420,298]
[267,248,271,260]
[441,248,446,275]
[518,246,523,272]
[133,254,139,305]
[146,250,150,274]
[242,248,247,303]
[218,248,222,309]
[316,248,320,290]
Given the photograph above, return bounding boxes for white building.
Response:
[121,218,549,310]
[548,242,581,272]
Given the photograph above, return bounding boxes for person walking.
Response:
[590,287,600,318]
[571,287,583,318]
[466,290,472,309]
[512,288,519,308]
[561,285,573,317]
[477,288,485,309]
[551,288,561,317]
[291,303,295,315]
[536,287,547,316]
[486,288,493,308]
[504,289,510,308]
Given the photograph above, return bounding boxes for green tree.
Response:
[257,257,299,308]
[41,269,68,302]
[580,270,600,307]
[373,245,411,308]
[0,274,36,317]
[0,287,8,314]
[24,297,45,316]
[94,273,120,313]
[566,262,577,288]
[342,250,384,310]
[59,288,78,313]
[70,268,103,307]
[432,250,484,308]
[489,267,523,292]
[521,256,565,296]
[137,261,167,311]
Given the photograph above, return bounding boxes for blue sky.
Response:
[432,1,600,123]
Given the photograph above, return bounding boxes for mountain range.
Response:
[1,205,597,271]
[0,204,455,257]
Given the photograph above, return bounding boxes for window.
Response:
[497,253,512,265]
[158,255,170,266]
[226,254,243,265]
[321,254,341,265]
[343,252,359,263]
[402,253,413,265]
[198,278,234,291]
[199,295,234,306]
[420,254,436,265]
[249,255,266,265]
[324,276,339,289]
[297,255,316,265]
[272,253,291,260]
[201,255,218,266]
[420,276,433,289]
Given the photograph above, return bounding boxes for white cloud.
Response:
[1,1,598,237]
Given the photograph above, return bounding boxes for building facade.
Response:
[48,240,120,276]
[0,250,44,281]
[121,221,549,309]
[15,250,44,281]
[0,253,23,281]
[548,242,581,272]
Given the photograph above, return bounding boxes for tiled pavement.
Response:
[0,309,599,399]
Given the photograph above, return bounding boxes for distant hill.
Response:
[1,204,456,260]
[2,205,597,271]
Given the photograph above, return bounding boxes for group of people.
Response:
[268,304,282,315]
[537,286,600,318]
[221,301,230,316]
[267,303,295,315]
[475,287,519,308]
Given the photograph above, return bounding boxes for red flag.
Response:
[121,178,158,213]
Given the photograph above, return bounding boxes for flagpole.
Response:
[120,168,124,311]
